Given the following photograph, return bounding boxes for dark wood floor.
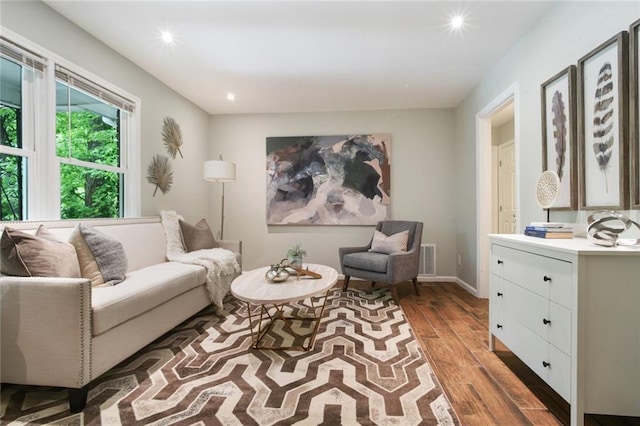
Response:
[342,280,640,426]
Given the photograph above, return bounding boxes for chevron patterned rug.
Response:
[1,287,458,425]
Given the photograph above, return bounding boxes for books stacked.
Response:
[524,222,573,239]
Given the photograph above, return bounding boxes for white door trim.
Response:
[475,83,520,299]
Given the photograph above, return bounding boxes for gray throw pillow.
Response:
[179,218,218,252]
[0,226,81,278]
[79,224,127,285]
[368,230,409,254]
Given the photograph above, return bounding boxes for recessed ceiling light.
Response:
[227,93,236,101]
[160,30,174,45]
[451,15,464,30]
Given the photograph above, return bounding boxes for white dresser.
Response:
[489,234,640,426]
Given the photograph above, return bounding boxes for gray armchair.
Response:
[339,220,423,303]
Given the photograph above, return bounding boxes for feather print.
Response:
[592,62,614,193]
[551,90,567,181]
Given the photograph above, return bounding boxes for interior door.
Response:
[498,141,516,233]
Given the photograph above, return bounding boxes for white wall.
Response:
[0,1,212,223]
[454,1,640,290]
[210,109,457,274]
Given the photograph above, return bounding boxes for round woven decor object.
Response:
[535,170,560,209]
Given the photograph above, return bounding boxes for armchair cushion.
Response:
[343,252,389,273]
[369,229,408,254]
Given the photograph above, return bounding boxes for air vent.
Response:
[419,244,436,276]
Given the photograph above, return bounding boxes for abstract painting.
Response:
[578,31,629,210]
[266,134,391,225]
[541,65,577,210]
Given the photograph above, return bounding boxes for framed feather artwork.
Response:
[266,134,391,225]
[541,65,578,210]
[578,31,630,210]
[630,19,640,209]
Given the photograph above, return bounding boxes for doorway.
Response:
[476,84,519,298]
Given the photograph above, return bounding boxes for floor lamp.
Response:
[203,156,236,240]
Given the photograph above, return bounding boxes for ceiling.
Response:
[44,1,554,115]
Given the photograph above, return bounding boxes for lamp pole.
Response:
[220,182,226,240]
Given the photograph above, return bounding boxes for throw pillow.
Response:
[0,226,81,278]
[179,218,218,252]
[78,224,128,286]
[69,224,104,287]
[369,229,409,254]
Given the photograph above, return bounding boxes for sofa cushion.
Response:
[0,226,81,278]
[179,218,218,252]
[343,251,388,273]
[369,229,408,254]
[91,261,206,335]
[79,224,128,286]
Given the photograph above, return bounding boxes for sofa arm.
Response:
[218,240,242,269]
[0,277,92,389]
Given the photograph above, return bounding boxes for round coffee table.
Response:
[231,264,338,351]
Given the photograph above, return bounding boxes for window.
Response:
[0,33,140,220]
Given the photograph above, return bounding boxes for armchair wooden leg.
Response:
[342,276,351,292]
[370,281,376,288]
[412,278,420,296]
[390,286,399,304]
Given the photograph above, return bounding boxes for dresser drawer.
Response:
[502,311,571,403]
[503,280,572,355]
[492,244,572,308]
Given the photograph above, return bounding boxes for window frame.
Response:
[0,28,141,220]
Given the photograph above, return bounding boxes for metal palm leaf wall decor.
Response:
[162,117,184,159]
[147,154,174,196]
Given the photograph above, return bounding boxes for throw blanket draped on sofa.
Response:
[167,249,239,312]
[161,211,240,312]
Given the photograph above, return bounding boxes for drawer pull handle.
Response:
[543,318,551,325]
[496,324,503,329]
[543,275,552,282]
[497,260,504,265]
[542,361,550,368]
[497,292,503,297]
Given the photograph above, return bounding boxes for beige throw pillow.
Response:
[0,226,81,278]
[69,225,105,287]
[179,218,218,252]
[369,229,409,254]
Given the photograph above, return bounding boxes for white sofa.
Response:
[0,217,241,412]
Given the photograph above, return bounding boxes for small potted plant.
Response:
[286,243,307,268]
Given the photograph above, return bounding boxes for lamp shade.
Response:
[203,160,236,183]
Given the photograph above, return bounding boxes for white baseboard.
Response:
[338,274,481,298]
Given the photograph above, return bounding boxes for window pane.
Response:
[56,81,120,166]
[0,57,22,149]
[60,163,121,219]
[0,154,26,220]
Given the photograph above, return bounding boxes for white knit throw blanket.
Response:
[167,249,239,312]
[161,211,240,313]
